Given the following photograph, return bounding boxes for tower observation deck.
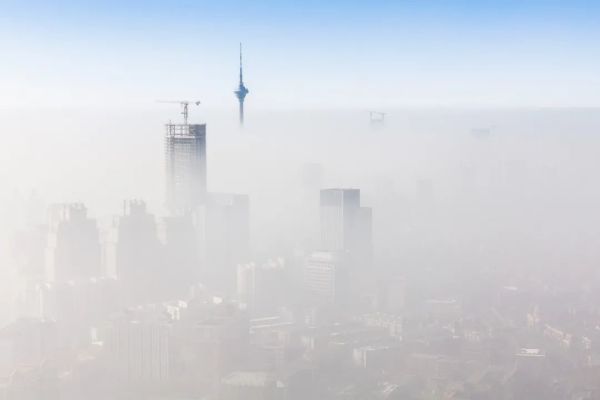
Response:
[234,43,249,126]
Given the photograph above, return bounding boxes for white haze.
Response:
[2,106,600,398]
[3,106,600,280]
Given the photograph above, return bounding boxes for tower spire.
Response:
[239,42,244,85]
[234,43,249,126]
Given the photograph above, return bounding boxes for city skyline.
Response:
[3,2,600,399]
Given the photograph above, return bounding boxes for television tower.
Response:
[234,43,249,125]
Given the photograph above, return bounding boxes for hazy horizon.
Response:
[3,2,600,399]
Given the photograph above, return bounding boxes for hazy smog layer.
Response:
[3,1,600,398]
[2,106,600,399]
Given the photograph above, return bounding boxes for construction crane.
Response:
[157,100,201,125]
[369,111,386,124]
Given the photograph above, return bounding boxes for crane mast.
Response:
[157,100,201,125]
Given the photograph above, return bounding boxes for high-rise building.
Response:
[40,278,121,348]
[161,214,200,297]
[45,203,102,282]
[165,106,207,215]
[199,193,250,292]
[172,297,249,395]
[319,189,373,302]
[104,306,171,383]
[234,43,249,126]
[237,259,286,316]
[320,188,372,257]
[304,251,343,305]
[115,200,162,304]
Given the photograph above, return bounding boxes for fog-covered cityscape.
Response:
[3,1,600,399]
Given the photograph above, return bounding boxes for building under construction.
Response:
[164,102,207,215]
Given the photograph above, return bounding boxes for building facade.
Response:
[165,123,207,215]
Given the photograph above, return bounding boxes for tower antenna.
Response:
[239,42,243,83]
[234,43,249,126]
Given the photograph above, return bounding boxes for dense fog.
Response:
[2,105,600,398]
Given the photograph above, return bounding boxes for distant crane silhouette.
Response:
[369,111,386,124]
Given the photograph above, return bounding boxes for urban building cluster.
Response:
[1,103,379,399]
[3,55,600,400]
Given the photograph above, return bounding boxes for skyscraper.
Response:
[201,192,250,292]
[45,203,102,282]
[162,214,200,297]
[319,189,373,299]
[320,188,372,255]
[164,102,207,215]
[237,258,286,316]
[115,200,162,304]
[234,43,249,125]
[304,251,343,305]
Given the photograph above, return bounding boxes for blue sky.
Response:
[1,0,600,108]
